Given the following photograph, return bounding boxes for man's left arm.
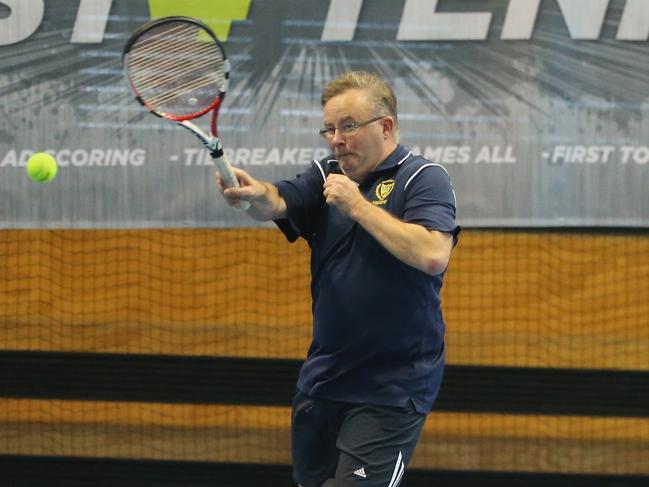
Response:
[323,174,454,276]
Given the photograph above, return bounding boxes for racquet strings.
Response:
[126,21,226,118]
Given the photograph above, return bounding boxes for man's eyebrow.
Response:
[323,116,355,125]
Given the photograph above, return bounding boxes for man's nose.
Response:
[330,129,346,146]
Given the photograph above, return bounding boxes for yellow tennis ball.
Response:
[27,152,58,182]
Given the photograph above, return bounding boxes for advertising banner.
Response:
[1,0,648,228]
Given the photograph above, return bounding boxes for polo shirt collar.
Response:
[372,144,410,173]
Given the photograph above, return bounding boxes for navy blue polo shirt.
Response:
[274,145,459,413]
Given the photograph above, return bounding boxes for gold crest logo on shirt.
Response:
[373,180,395,205]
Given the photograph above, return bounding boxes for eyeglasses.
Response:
[318,116,384,140]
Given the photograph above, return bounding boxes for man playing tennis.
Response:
[216,71,459,487]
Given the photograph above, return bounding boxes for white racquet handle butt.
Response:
[214,152,250,211]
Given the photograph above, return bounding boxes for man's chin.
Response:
[338,165,360,183]
[338,160,352,175]
[336,154,354,168]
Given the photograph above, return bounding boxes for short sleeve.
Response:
[402,164,460,242]
[273,160,327,242]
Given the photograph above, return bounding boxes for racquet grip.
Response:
[214,152,250,211]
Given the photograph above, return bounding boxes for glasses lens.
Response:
[319,128,332,139]
[319,117,382,139]
[340,122,359,136]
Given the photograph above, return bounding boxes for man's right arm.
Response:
[215,167,287,221]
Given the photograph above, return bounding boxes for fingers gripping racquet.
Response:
[123,16,249,211]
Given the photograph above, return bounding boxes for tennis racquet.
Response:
[122,16,249,210]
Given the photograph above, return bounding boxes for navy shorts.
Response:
[291,390,426,487]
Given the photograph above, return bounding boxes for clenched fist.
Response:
[323,173,367,217]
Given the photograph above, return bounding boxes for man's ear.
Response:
[382,116,395,139]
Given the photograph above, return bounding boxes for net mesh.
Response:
[0,228,648,474]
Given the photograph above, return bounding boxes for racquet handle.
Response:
[175,121,250,211]
[214,152,250,211]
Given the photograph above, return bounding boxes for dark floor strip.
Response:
[0,456,647,487]
[0,350,647,416]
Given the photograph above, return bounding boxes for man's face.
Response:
[322,89,390,183]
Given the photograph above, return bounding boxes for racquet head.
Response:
[122,16,229,123]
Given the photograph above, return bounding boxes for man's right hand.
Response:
[214,167,287,221]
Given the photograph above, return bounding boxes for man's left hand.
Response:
[323,174,366,217]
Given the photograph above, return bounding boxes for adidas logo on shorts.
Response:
[353,467,367,478]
